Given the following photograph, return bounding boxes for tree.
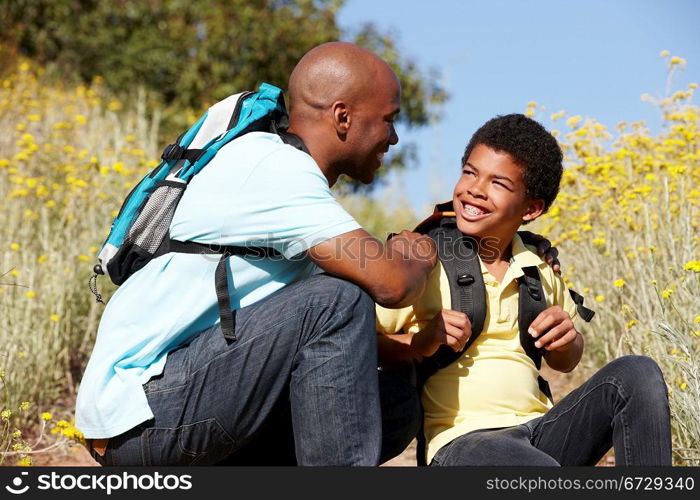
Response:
[0,0,445,188]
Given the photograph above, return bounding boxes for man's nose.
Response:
[389,125,399,146]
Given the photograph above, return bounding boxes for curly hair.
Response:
[461,113,563,214]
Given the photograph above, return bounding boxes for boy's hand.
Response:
[413,309,471,357]
[528,306,577,351]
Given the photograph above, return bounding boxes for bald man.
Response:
[77,42,434,466]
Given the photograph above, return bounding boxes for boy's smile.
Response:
[453,144,544,246]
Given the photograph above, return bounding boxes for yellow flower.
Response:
[566,115,582,128]
[78,254,90,262]
[38,255,48,264]
[1,409,12,419]
[26,291,36,299]
[11,269,20,277]
[75,114,87,125]
[694,316,700,324]
[18,457,32,466]
[17,351,26,358]
[683,260,700,272]
[661,288,673,299]
[12,429,22,439]
[592,238,605,246]
[614,279,626,287]
[19,401,30,411]
[50,314,60,322]
[679,382,687,391]
[660,50,670,57]
[626,320,636,329]
[41,412,52,421]
[10,242,20,251]
[595,295,605,302]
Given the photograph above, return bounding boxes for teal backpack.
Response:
[90,83,303,341]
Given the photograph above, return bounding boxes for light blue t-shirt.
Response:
[76,132,361,438]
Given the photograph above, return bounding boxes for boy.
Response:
[376,114,672,466]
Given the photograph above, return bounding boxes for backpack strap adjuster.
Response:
[161,143,206,163]
[457,274,475,286]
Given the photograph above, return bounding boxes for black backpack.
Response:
[412,202,595,465]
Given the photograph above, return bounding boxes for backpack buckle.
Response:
[161,143,185,161]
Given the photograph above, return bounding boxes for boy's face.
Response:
[453,144,544,243]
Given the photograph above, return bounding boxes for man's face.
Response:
[453,144,543,243]
[344,71,401,184]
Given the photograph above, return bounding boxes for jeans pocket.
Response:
[143,419,235,465]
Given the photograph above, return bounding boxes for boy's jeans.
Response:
[89,274,387,466]
[431,355,672,466]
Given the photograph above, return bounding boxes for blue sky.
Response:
[338,0,700,213]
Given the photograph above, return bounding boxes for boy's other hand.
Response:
[518,231,560,274]
[414,309,472,357]
[527,306,577,351]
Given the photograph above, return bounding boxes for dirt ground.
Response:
[32,365,613,467]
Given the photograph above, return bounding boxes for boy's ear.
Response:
[522,199,545,222]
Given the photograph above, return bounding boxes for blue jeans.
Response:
[214,369,421,465]
[431,355,672,466]
[90,274,384,466]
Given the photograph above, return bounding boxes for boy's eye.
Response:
[494,181,513,190]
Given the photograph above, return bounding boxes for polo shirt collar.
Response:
[481,233,544,286]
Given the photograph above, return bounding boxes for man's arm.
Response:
[307,228,437,308]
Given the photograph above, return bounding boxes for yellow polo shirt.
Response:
[376,234,579,463]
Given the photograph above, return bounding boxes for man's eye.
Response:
[462,169,475,176]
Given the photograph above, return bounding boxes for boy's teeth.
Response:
[464,204,484,215]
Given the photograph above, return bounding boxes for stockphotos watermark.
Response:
[3,470,192,495]
[191,232,502,266]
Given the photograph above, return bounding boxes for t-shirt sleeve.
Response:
[232,147,361,259]
[376,261,443,336]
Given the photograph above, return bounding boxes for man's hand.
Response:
[519,231,560,274]
[386,230,437,267]
[413,309,472,358]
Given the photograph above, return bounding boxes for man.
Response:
[76,41,437,466]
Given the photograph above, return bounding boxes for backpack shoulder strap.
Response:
[517,265,548,370]
[415,220,487,383]
[517,265,551,400]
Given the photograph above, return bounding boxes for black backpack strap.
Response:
[156,237,280,343]
[415,224,486,384]
[161,143,206,163]
[517,265,552,401]
[215,254,236,342]
[270,117,311,155]
[568,289,595,322]
[415,222,486,467]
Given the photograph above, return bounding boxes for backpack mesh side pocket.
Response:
[125,179,187,254]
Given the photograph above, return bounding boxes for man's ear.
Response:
[522,199,545,222]
[331,101,350,137]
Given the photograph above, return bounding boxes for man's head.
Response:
[287,42,400,185]
[453,114,563,241]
